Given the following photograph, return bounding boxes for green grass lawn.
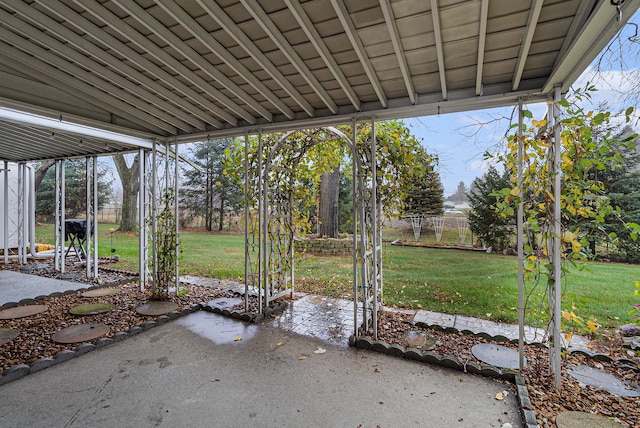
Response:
[34,224,638,330]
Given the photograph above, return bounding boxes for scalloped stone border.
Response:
[350,319,630,428]
[0,293,288,387]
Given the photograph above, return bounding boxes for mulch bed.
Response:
[363,311,640,428]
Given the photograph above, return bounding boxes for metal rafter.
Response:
[111,0,268,123]
[36,0,224,129]
[3,0,208,131]
[330,0,387,108]
[239,0,337,114]
[379,0,415,105]
[284,0,361,111]
[195,0,314,117]
[72,0,242,126]
[476,0,489,96]
[512,0,543,91]
[430,0,447,101]
[0,9,201,133]
[155,0,294,120]
[0,38,173,135]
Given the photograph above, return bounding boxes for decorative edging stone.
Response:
[0,300,200,387]
[351,333,536,427]
[202,297,288,323]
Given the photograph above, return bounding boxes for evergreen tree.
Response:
[447,181,468,202]
[403,148,444,216]
[181,138,243,231]
[467,166,514,250]
[36,158,113,218]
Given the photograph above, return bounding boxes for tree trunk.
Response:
[318,167,340,238]
[113,154,139,232]
[218,197,225,231]
[34,160,55,192]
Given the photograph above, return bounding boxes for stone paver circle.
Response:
[0,304,48,319]
[471,343,526,369]
[69,303,115,316]
[555,410,624,427]
[0,328,20,345]
[136,301,178,316]
[51,323,110,344]
[568,365,640,397]
[81,288,120,298]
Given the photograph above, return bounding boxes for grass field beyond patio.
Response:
[34,224,638,331]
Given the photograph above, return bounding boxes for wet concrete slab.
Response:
[0,270,85,306]
[0,312,523,428]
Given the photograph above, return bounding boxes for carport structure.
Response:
[0,0,638,388]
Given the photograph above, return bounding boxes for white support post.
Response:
[174,142,180,291]
[517,98,525,370]
[138,148,147,290]
[151,143,158,295]
[86,156,91,277]
[54,160,60,271]
[244,133,250,312]
[352,119,359,335]
[17,163,24,264]
[551,85,563,389]
[3,161,8,266]
[93,156,99,278]
[60,159,66,273]
[371,118,378,339]
[257,130,263,313]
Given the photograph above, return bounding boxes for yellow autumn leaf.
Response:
[276,342,283,347]
[587,318,599,332]
[564,332,574,343]
[298,356,307,360]
[234,335,242,341]
[510,186,520,196]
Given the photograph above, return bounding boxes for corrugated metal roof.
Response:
[0,0,638,161]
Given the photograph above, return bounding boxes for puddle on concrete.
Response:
[175,311,258,345]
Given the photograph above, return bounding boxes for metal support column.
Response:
[151,143,158,294]
[257,131,263,312]
[352,119,359,335]
[243,133,250,312]
[174,142,180,291]
[85,157,91,277]
[551,85,563,389]
[138,148,148,290]
[93,156,99,278]
[16,163,24,264]
[371,118,378,339]
[3,161,8,266]
[517,98,525,370]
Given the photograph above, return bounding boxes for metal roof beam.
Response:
[430,0,447,101]
[239,0,337,114]
[512,0,543,91]
[330,0,387,108]
[476,0,489,96]
[73,0,242,126]
[379,0,415,104]
[3,0,210,131]
[0,37,173,135]
[195,0,315,117]
[37,0,225,130]
[284,0,361,111]
[111,0,268,124]
[155,0,294,120]
[0,9,200,133]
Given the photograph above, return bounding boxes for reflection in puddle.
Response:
[175,311,258,345]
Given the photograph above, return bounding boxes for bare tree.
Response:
[113,154,139,232]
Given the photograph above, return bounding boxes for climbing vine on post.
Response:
[492,89,636,385]
[151,188,178,299]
